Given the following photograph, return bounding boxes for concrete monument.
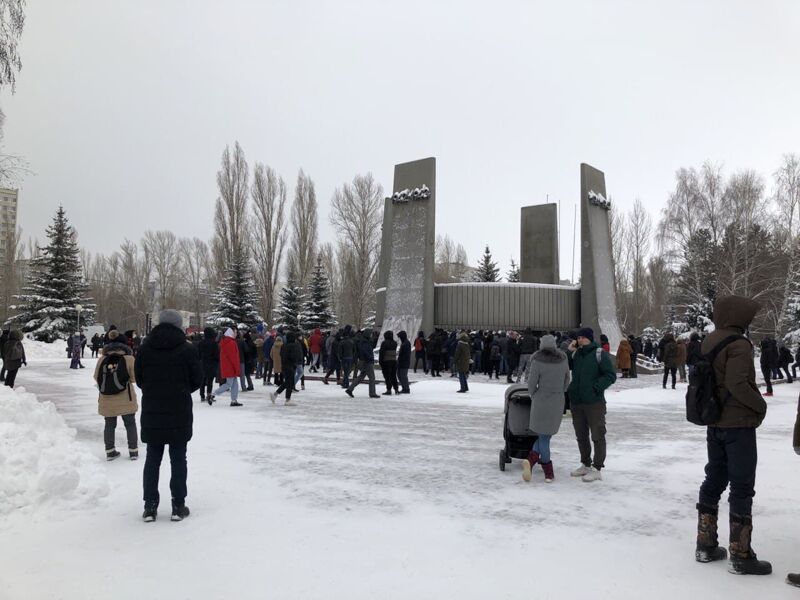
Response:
[520,204,559,284]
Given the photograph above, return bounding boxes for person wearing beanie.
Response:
[213,328,243,406]
[95,329,138,461]
[522,335,571,483]
[135,309,203,522]
[566,327,616,482]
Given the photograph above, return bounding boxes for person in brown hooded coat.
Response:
[695,295,771,576]
[615,338,632,378]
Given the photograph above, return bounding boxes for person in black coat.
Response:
[397,330,411,394]
[778,344,794,383]
[792,346,800,380]
[759,337,779,395]
[686,332,703,378]
[271,332,303,404]
[197,327,220,404]
[379,330,399,395]
[0,328,9,381]
[134,310,202,522]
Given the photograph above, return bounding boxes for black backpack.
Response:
[685,335,747,426]
[99,354,131,395]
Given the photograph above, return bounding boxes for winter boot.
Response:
[570,464,591,477]
[521,451,540,482]
[207,394,215,405]
[728,513,772,575]
[787,573,800,587]
[142,505,157,522]
[695,503,727,563]
[171,499,190,522]
[541,461,555,483]
[106,449,121,461]
[129,448,139,461]
[382,390,392,396]
[230,401,243,407]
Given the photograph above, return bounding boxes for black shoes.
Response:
[345,389,354,398]
[230,401,243,407]
[129,448,139,461]
[106,449,121,461]
[171,502,190,522]
[143,506,157,522]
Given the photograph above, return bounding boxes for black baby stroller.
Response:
[499,384,538,471]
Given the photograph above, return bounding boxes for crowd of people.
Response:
[2,299,799,586]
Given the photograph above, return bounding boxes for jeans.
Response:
[348,361,376,396]
[295,364,304,386]
[143,441,187,507]
[213,377,239,402]
[517,354,532,381]
[458,371,468,391]
[471,351,481,375]
[104,414,138,450]
[398,368,410,392]
[571,401,607,469]
[533,434,552,464]
[341,358,353,387]
[699,427,757,516]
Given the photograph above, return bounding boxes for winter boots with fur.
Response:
[695,503,727,563]
[728,513,772,575]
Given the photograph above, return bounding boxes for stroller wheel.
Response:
[499,449,507,471]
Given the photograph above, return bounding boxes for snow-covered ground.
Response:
[1,352,799,599]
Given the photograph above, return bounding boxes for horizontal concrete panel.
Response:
[433,283,580,331]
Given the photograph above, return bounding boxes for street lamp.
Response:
[76,304,83,334]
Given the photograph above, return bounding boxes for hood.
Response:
[344,325,352,335]
[712,295,760,331]
[273,337,283,346]
[398,330,408,342]
[145,323,187,350]
[224,328,236,339]
[103,341,132,355]
[417,330,425,338]
[663,333,675,343]
[9,330,21,341]
[314,328,321,335]
[204,327,217,340]
[384,331,394,341]
[458,332,469,342]
[619,339,632,349]
[534,347,566,363]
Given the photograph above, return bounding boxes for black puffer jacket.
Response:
[281,334,304,370]
[135,323,203,444]
[197,328,220,378]
[397,331,411,369]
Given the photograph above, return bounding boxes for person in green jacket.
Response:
[567,327,616,482]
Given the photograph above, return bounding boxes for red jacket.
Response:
[309,329,323,354]
[219,336,241,378]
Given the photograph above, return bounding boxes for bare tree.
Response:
[287,169,318,286]
[178,237,210,327]
[143,230,181,309]
[318,242,341,320]
[213,142,249,279]
[250,163,288,323]
[627,199,652,333]
[329,173,383,327]
[0,108,28,186]
[0,0,25,92]
[772,154,800,331]
[434,234,469,283]
[116,240,153,330]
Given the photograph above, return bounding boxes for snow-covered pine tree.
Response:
[473,246,500,282]
[507,258,520,282]
[302,258,336,331]
[207,249,263,330]
[7,206,96,342]
[273,275,304,333]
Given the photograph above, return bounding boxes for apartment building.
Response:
[0,188,18,265]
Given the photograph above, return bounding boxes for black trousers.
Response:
[663,366,677,388]
[381,362,398,392]
[143,441,187,507]
[699,427,757,516]
[571,402,607,469]
[104,414,138,450]
[201,375,214,398]
[4,368,19,388]
[760,367,773,394]
[413,351,426,373]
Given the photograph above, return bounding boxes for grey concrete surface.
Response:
[520,204,559,284]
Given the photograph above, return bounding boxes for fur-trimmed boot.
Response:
[521,450,540,482]
[695,503,726,563]
[728,513,772,575]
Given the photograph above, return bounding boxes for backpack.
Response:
[98,354,131,395]
[414,338,423,352]
[685,335,747,426]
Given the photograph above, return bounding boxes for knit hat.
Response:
[158,309,183,330]
[540,334,557,350]
[576,327,594,341]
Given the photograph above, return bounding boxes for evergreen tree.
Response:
[507,258,520,282]
[7,206,95,342]
[302,258,336,331]
[676,228,717,331]
[207,250,263,330]
[473,246,500,282]
[273,275,305,333]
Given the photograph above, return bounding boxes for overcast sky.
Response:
[3,0,799,281]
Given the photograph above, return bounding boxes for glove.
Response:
[795,447,800,456]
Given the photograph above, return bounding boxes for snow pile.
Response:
[22,338,70,360]
[0,385,108,515]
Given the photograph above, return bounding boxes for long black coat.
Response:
[197,334,220,378]
[135,324,203,444]
[397,334,411,369]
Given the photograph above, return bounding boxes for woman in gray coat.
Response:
[522,335,571,483]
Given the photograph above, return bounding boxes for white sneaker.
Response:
[570,464,591,477]
[284,400,296,406]
[270,392,276,404]
[522,459,532,482]
[582,467,602,482]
